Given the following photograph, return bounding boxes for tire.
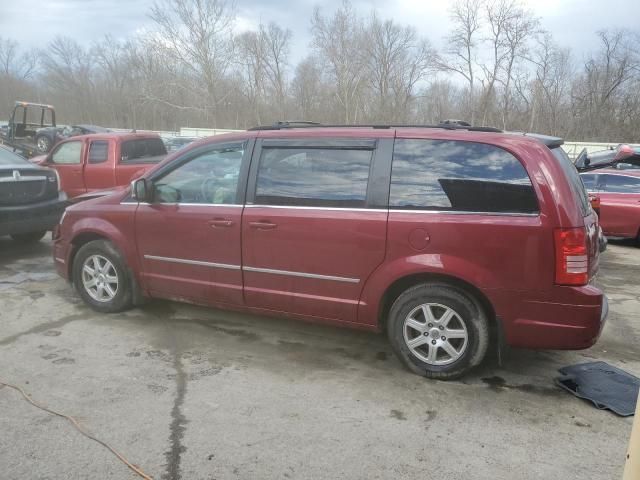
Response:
[10,231,47,243]
[72,240,134,313]
[387,283,490,380]
[36,135,52,153]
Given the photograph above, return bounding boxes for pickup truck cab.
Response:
[33,132,167,198]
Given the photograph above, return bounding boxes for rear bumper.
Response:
[0,193,67,236]
[488,285,608,350]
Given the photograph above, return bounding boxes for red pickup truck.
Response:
[32,132,167,198]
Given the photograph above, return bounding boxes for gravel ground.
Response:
[0,236,638,480]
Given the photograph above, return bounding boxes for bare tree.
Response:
[149,0,236,126]
[437,0,483,124]
[497,1,539,129]
[365,14,435,121]
[311,0,365,123]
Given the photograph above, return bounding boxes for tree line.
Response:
[1,0,639,142]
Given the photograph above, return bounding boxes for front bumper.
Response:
[0,193,68,236]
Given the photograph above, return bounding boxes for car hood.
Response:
[29,154,48,165]
[70,186,126,204]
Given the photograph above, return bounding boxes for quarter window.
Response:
[51,141,82,165]
[153,143,243,204]
[390,139,538,213]
[600,174,640,193]
[121,138,167,163]
[255,147,372,207]
[88,141,109,164]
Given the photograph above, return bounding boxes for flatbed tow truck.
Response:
[0,101,56,158]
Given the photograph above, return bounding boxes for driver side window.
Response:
[51,141,82,164]
[153,143,244,204]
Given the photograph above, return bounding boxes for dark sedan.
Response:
[0,146,67,242]
[35,124,111,153]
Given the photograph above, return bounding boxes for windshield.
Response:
[0,147,28,166]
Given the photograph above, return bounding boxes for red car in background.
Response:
[580,169,640,242]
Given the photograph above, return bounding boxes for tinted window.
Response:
[601,174,640,193]
[255,147,372,207]
[390,139,537,213]
[0,147,28,165]
[580,174,597,190]
[51,141,82,164]
[121,138,167,162]
[88,141,109,164]
[154,143,243,204]
[552,147,590,216]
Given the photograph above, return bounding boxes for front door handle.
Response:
[248,220,277,230]
[209,219,234,228]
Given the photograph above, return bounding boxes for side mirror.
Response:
[131,178,149,202]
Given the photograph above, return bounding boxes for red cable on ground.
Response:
[0,381,153,480]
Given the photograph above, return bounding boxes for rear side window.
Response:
[600,174,640,193]
[551,147,590,216]
[255,147,372,207]
[88,141,109,164]
[121,138,167,162]
[390,139,538,213]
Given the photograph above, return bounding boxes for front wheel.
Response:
[387,283,489,380]
[72,240,134,313]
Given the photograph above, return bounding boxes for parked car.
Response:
[35,124,111,154]
[0,145,67,243]
[31,132,167,198]
[52,123,607,379]
[164,136,199,152]
[580,169,640,242]
[575,144,640,172]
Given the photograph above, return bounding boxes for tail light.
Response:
[554,228,589,286]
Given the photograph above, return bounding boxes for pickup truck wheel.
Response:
[387,283,489,380]
[36,135,52,153]
[72,240,134,313]
[10,231,47,243]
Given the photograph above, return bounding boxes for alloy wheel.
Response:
[403,303,469,366]
[81,254,119,302]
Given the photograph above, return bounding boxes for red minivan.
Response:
[52,124,608,379]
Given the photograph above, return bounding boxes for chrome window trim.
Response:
[144,255,241,270]
[245,204,387,213]
[242,266,360,283]
[121,202,241,207]
[388,209,540,217]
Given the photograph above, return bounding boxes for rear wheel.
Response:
[10,231,47,244]
[387,283,489,380]
[72,240,134,313]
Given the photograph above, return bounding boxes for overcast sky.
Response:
[1,0,639,63]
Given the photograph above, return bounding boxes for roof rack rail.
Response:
[247,121,502,133]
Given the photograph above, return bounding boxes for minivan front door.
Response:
[135,142,249,306]
[241,138,390,324]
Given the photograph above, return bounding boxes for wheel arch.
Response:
[377,272,497,334]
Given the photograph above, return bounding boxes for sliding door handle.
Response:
[248,221,277,230]
[209,219,234,228]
